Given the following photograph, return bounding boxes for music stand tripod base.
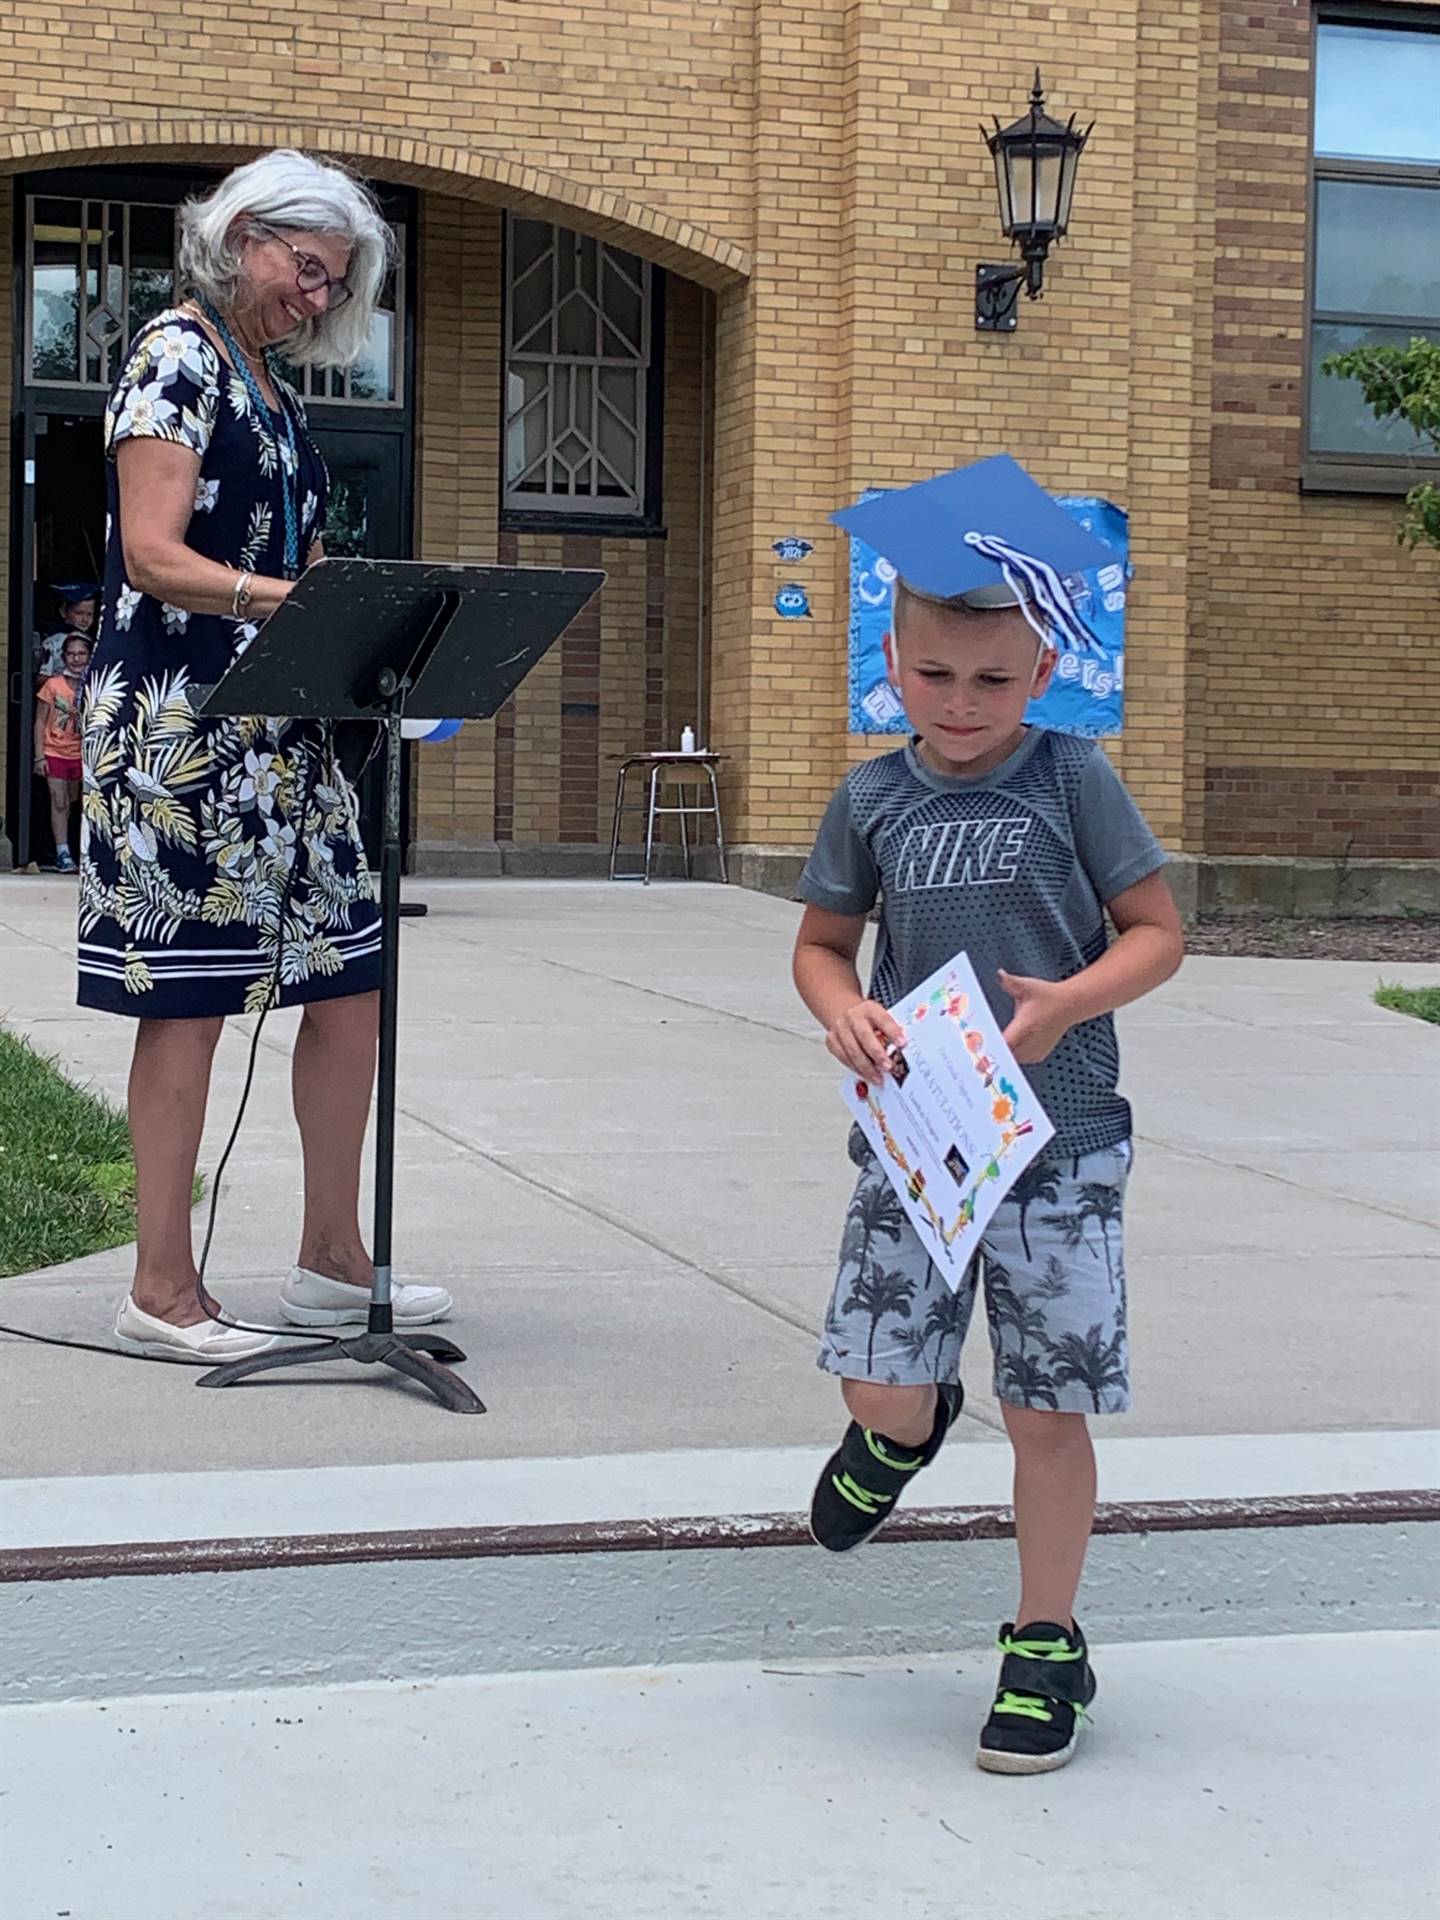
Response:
[197,1308,486,1414]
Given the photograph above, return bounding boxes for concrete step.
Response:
[3,1431,1436,1705]
[6,1633,1438,1920]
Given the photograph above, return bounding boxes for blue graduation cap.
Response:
[831,454,1113,653]
[52,580,100,605]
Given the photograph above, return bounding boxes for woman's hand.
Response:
[251,577,294,622]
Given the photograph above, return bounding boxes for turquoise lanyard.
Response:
[199,298,301,578]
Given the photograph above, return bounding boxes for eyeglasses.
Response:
[254,223,353,311]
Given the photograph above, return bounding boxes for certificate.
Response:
[840,952,1055,1290]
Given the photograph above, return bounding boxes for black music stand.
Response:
[192,558,604,1413]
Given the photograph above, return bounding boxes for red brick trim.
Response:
[1211,5,1311,493]
[1206,765,1440,859]
[645,539,666,753]
[493,529,520,840]
[559,534,604,843]
[4,1490,1432,1585]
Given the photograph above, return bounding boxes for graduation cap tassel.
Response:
[962,532,1100,655]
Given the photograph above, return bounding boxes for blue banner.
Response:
[846,493,1129,739]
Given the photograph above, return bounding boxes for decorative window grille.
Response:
[504,216,652,516]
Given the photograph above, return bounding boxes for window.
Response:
[27,197,176,389]
[26,193,404,406]
[503,216,660,523]
[281,228,405,407]
[1307,14,1440,487]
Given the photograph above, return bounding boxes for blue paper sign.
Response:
[846,493,1129,739]
[771,536,815,561]
[775,582,812,619]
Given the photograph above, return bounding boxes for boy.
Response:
[34,631,93,874]
[794,456,1183,1774]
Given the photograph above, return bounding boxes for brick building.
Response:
[3,2,1436,903]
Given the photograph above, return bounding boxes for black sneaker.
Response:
[808,1382,963,1553]
[976,1618,1097,1774]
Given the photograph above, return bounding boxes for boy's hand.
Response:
[997,970,1077,1065]
[827,999,906,1084]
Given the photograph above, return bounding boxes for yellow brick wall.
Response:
[710,0,1209,848]
[408,201,707,857]
[659,275,710,753]
[0,2,755,258]
[0,182,10,836]
[708,0,850,850]
[410,194,502,851]
[1199,0,1439,859]
[2,0,1435,867]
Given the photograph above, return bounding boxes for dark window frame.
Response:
[1303,4,1440,494]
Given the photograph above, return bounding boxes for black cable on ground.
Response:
[0,729,348,1362]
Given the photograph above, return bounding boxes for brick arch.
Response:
[0,119,752,290]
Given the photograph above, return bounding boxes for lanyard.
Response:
[199,298,300,578]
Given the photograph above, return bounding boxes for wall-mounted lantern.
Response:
[976,71,1093,332]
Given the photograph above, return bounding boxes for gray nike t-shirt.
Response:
[796,728,1165,1157]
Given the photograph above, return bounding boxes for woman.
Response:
[82,149,451,1360]
[34,631,93,872]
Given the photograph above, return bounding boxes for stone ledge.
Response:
[6,1509,1433,1704]
[404,841,1437,920]
[7,1487,1431,1586]
[409,840,726,881]
[1194,855,1439,920]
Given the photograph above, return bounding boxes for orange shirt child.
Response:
[38,672,85,767]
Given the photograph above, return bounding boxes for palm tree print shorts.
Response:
[818,1129,1132,1413]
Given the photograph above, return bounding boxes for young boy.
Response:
[34,581,100,684]
[34,631,93,874]
[793,456,1183,1774]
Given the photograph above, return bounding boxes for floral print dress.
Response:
[78,310,381,1018]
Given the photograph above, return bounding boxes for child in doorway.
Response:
[34,581,100,684]
[793,456,1183,1773]
[34,631,93,873]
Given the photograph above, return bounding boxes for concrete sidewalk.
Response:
[1,878,1436,1475]
[6,1631,1437,1920]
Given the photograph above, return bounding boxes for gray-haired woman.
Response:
[83,148,450,1360]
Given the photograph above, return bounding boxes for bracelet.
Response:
[231,569,254,621]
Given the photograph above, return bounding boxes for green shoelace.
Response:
[830,1429,926,1515]
[993,1630,1086,1725]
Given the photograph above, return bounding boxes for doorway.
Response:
[311,429,411,864]
[5,167,417,870]
[13,411,107,868]
[5,420,409,870]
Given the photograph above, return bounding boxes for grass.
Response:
[0,1026,140,1277]
[1374,983,1440,1026]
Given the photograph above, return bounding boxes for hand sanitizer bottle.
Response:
[680,725,696,754]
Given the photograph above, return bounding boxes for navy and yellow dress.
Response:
[78,309,380,1018]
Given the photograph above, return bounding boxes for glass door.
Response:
[311,430,406,560]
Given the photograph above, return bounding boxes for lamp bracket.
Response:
[975,262,1025,332]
